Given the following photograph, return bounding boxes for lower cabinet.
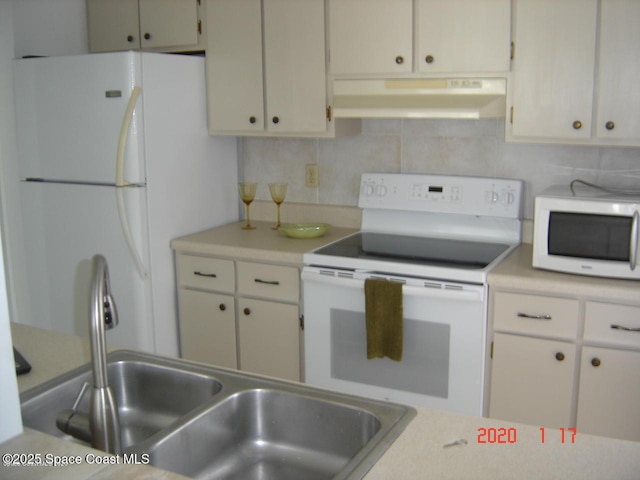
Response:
[489,290,640,441]
[175,253,301,382]
[577,346,640,442]
[489,333,576,428]
[178,289,237,369]
[238,298,300,382]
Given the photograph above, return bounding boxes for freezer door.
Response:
[15,182,154,352]
[13,52,145,184]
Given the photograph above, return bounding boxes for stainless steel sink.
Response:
[21,350,415,480]
[21,352,223,448]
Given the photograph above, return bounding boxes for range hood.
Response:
[332,78,506,119]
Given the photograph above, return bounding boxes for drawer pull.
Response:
[555,352,565,361]
[243,307,251,316]
[254,278,280,286]
[517,312,552,320]
[219,304,226,311]
[194,271,217,278]
[611,324,640,332]
[591,357,601,367]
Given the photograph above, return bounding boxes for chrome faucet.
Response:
[88,254,122,454]
[56,254,122,454]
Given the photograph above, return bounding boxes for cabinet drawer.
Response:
[237,261,299,303]
[176,254,234,293]
[584,302,640,349]
[493,292,579,339]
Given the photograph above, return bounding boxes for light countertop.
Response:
[170,220,358,265]
[489,243,640,303]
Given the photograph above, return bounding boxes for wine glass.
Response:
[268,183,287,230]
[238,182,257,230]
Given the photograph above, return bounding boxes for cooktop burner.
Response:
[313,232,511,270]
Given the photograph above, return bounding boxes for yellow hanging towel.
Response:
[364,278,403,361]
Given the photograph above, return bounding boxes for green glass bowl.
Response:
[279,223,330,239]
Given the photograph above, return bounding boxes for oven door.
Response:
[302,267,487,416]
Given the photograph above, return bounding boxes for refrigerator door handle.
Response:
[116,86,147,278]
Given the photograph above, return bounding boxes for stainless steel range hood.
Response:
[332,78,506,119]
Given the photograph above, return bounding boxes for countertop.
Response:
[170,220,358,265]
[489,243,640,303]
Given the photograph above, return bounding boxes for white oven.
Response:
[302,173,523,416]
[303,268,486,415]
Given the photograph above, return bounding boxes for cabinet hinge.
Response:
[510,106,514,125]
[490,341,494,359]
[198,19,202,35]
[510,41,515,61]
[299,315,304,331]
[326,106,332,122]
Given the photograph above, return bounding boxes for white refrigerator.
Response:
[7,51,238,356]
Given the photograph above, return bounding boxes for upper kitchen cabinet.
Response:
[508,0,640,146]
[328,0,510,76]
[206,0,356,137]
[416,0,510,74]
[329,0,413,76]
[87,0,205,53]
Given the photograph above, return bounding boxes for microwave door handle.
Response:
[630,211,639,271]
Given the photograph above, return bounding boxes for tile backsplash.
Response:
[242,118,640,220]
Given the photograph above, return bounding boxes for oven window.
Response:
[330,309,450,398]
[548,212,632,261]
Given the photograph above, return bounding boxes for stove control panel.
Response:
[359,173,523,218]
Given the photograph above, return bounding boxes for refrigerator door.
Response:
[13,52,145,184]
[17,181,154,352]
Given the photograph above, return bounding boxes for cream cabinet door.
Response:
[138,0,199,49]
[511,0,597,139]
[328,0,413,75]
[577,346,640,442]
[178,289,237,369]
[87,0,140,52]
[206,0,264,133]
[263,0,327,133]
[416,0,510,74]
[489,333,576,428]
[595,0,640,141]
[238,298,300,382]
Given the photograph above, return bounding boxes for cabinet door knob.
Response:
[127,35,135,43]
[425,54,434,64]
[249,116,257,124]
[591,357,601,367]
[144,33,151,40]
[605,121,615,130]
[243,307,251,316]
[219,303,226,311]
[272,116,280,124]
[572,120,582,130]
[555,352,565,361]
[395,55,404,65]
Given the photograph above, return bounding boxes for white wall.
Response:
[0,0,24,443]
[12,0,88,58]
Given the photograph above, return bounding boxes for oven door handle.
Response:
[630,211,639,271]
[302,270,484,302]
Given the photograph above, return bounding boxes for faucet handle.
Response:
[103,293,118,329]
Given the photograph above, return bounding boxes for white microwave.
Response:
[533,186,640,280]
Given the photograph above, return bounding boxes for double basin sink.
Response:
[21,350,415,479]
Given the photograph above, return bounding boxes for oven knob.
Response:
[375,185,388,196]
[488,191,499,203]
[362,183,375,196]
[502,192,515,205]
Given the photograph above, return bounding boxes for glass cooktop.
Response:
[313,232,511,270]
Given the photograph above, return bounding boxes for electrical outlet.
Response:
[306,164,318,188]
